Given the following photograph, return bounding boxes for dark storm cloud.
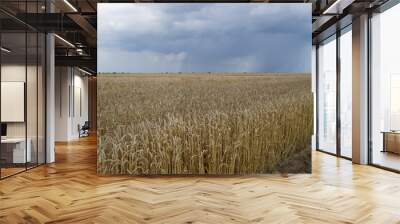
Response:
[98,3,311,73]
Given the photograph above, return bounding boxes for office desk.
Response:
[382,131,400,154]
[1,138,31,163]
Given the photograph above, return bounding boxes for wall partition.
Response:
[0,2,46,179]
[1,30,28,177]
[370,2,400,171]
[316,23,353,159]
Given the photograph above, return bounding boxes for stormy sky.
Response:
[98,3,311,73]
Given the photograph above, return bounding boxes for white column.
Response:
[45,0,56,163]
[46,33,55,163]
[352,14,369,164]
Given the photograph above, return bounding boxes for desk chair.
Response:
[79,121,90,138]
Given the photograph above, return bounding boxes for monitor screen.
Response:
[1,123,7,137]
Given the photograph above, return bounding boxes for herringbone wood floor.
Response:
[1,135,400,224]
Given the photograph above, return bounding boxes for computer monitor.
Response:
[1,123,7,137]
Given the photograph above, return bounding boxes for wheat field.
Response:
[97,73,312,175]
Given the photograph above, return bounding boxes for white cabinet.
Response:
[1,138,32,163]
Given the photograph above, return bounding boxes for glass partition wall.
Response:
[370,3,400,171]
[339,26,352,159]
[0,31,27,177]
[317,35,337,155]
[316,25,352,159]
[0,4,46,179]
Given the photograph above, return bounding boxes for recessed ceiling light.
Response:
[54,34,75,48]
[78,67,93,76]
[323,0,353,15]
[1,47,11,53]
[63,0,78,12]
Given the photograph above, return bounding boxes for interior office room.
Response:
[0,0,96,179]
[0,4,46,178]
[0,0,400,223]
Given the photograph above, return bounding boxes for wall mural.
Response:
[97,3,312,175]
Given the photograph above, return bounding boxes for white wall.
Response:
[1,64,26,81]
[55,67,89,141]
[70,72,89,138]
[1,65,26,140]
[55,66,70,141]
[1,63,46,164]
[1,64,38,138]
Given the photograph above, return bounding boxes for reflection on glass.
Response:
[371,3,400,171]
[340,27,352,158]
[318,36,337,154]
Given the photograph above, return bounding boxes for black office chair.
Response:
[79,121,90,138]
